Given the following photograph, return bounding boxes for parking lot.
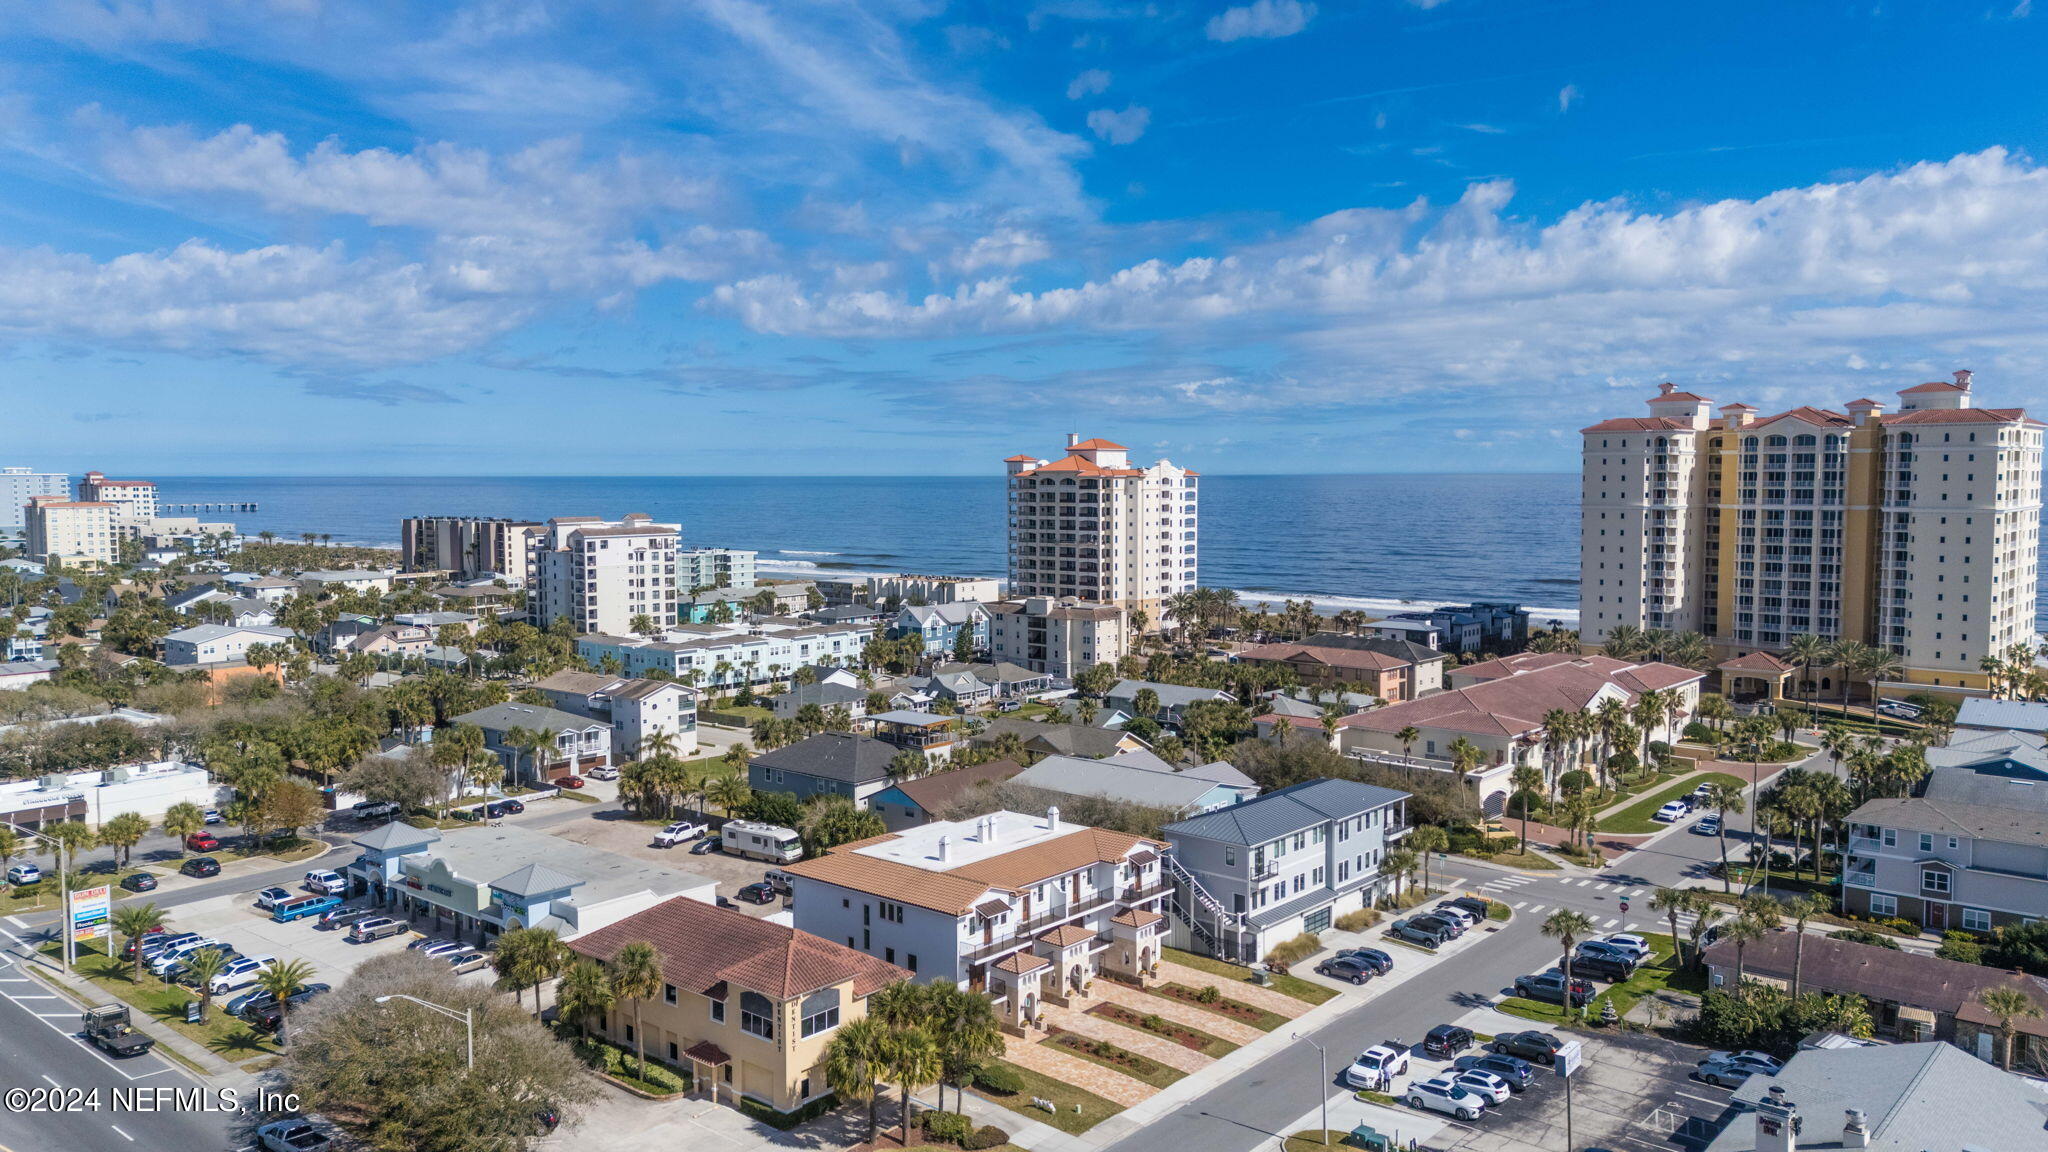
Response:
[149,885,500,993]
[517,804,791,918]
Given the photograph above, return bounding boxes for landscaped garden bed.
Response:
[1156,983,1287,1031]
[1042,1027,1184,1089]
[1163,946,1334,1005]
[1087,1002,1236,1057]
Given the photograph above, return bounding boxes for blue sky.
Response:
[4,0,2048,475]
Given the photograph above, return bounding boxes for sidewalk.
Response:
[13,946,247,1080]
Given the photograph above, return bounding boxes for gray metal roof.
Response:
[1109,680,1232,709]
[1012,755,1225,811]
[751,732,900,784]
[353,822,442,853]
[451,702,606,734]
[1954,697,2048,731]
[1702,1041,2048,1151]
[1164,777,1407,846]
[1928,727,2048,775]
[489,862,583,898]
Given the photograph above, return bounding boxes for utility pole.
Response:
[1293,1033,1329,1144]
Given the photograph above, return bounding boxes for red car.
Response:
[185,832,221,852]
[559,776,585,790]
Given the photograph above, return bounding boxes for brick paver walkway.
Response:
[1000,1028,1154,1107]
[1091,980,1265,1046]
[1041,1001,1212,1074]
[1155,959,1310,1018]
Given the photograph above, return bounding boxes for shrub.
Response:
[1936,930,1986,965]
[1682,721,1717,743]
[923,1111,974,1146]
[965,1125,1011,1150]
[1195,985,1222,1004]
[1335,909,1380,932]
[638,1062,687,1092]
[972,1064,1024,1095]
[1830,929,1901,951]
[1142,1013,1170,1032]
[1885,917,1921,936]
[1987,920,2048,976]
[1264,932,1321,967]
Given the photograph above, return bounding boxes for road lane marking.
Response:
[1603,918,1620,927]
[110,1125,134,1142]
[1512,901,1527,908]
[40,1075,58,1089]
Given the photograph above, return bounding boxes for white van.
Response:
[719,821,803,863]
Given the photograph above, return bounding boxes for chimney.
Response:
[1046,805,1061,831]
[1755,1086,1801,1152]
[1954,369,1973,389]
[1658,381,1676,396]
[1066,433,1079,449]
[984,816,1000,844]
[937,835,952,863]
[1841,1109,1868,1149]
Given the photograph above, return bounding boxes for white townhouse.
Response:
[161,623,296,667]
[577,618,869,687]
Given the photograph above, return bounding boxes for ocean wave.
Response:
[1227,587,1578,627]
[777,549,841,556]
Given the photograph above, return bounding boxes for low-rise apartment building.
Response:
[533,670,698,759]
[449,701,611,786]
[1162,778,1408,963]
[569,894,906,1116]
[528,514,680,635]
[161,623,295,666]
[577,618,869,687]
[785,808,1171,999]
[986,596,1128,678]
[893,601,990,657]
[678,547,757,590]
[1842,727,2048,931]
[1236,633,1449,702]
[298,569,396,596]
[867,574,1002,606]
[1106,679,1233,724]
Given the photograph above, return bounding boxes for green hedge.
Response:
[973,1063,1025,1094]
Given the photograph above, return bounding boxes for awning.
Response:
[975,899,1012,919]
[1898,1005,1937,1025]
[1128,849,1159,866]
[684,1040,731,1065]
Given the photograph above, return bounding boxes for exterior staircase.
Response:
[1161,850,1254,962]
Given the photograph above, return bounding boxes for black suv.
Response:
[180,856,221,878]
[1570,948,1636,982]
[1444,896,1494,921]
[1491,1030,1565,1065]
[1423,1024,1474,1058]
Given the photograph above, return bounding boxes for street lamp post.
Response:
[1292,1032,1329,1145]
[9,823,75,971]
[375,993,474,1070]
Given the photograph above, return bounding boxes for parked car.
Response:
[653,821,706,847]
[1342,1042,1410,1089]
[1431,905,1478,929]
[690,837,721,855]
[417,941,468,959]
[351,799,401,823]
[1453,1069,1512,1106]
[1454,1052,1535,1090]
[274,895,342,923]
[119,872,158,892]
[737,881,777,905]
[1390,919,1448,948]
[256,1118,332,1152]
[255,886,295,911]
[164,948,244,984]
[1491,1030,1566,1065]
[1515,969,1594,1007]
[150,939,227,975]
[228,982,329,1019]
[318,907,379,931]
[1445,896,1495,921]
[201,808,223,824]
[180,856,221,878]
[1570,949,1636,982]
[1693,814,1721,836]
[303,869,345,894]
[1653,800,1690,824]
[1876,699,1923,719]
[559,775,585,789]
[6,863,42,885]
[1411,912,1463,937]
[1336,947,1394,975]
[349,917,408,943]
[763,869,794,895]
[1697,1054,1767,1088]
[587,765,620,781]
[1601,934,1653,963]
[1316,956,1377,985]
[499,798,525,814]
[1703,1050,1783,1076]
[126,931,191,962]
[185,832,221,852]
[209,956,277,994]
[1424,1024,1475,1058]
[446,951,492,974]
[1404,1075,1486,1121]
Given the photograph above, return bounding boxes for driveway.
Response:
[528,804,786,916]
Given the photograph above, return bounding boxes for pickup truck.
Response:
[274,894,343,923]
[81,1005,155,1058]
[1343,1041,1411,1089]
[653,821,706,848]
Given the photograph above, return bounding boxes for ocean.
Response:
[148,472,1583,626]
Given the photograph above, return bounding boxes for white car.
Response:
[417,941,468,959]
[1707,1050,1784,1074]
[5,863,41,885]
[1693,814,1721,836]
[209,955,276,994]
[654,821,706,847]
[304,869,345,894]
[151,939,227,975]
[1431,904,1478,928]
[202,808,224,824]
[1452,1069,1512,1105]
[1653,800,1690,823]
[1405,1075,1486,1121]
[1602,934,1652,962]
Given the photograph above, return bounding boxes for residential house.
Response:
[1842,728,2048,931]
[1012,750,1258,816]
[869,760,1027,830]
[533,670,698,759]
[1700,1042,2048,1152]
[449,702,611,786]
[570,894,906,1116]
[764,680,872,722]
[1236,634,1448,702]
[808,604,892,627]
[749,733,902,809]
[227,574,302,603]
[931,661,1055,699]
[863,710,962,761]
[892,602,990,657]
[1162,778,1409,963]
[0,661,57,691]
[867,574,1003,606]
[1106,679,1233,725]
[784,807,1171,1002]
[1336,653,1702,817]
[1363,617,1444,649]
[916,668,995,711]
[972,717,1150,761]
[298,569,396,596]
[1376,603,1529,654]
[392,610,479,636]
[1701,929,2048,1045]
[341,623,437,659]
[160,623,295,667]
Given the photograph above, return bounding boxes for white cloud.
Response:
[1067,68,1112,100]
[1205,0,1316,42]
[1087,105,1152,145]
[1558,83,1580,113]
[954,228,1053,273]
[1457,122,1507,134]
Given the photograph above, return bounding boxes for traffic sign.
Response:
[1555,1038,1583,1078]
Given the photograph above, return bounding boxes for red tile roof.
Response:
[1900,381,1968,394]
[1580,417,1691,433]
[684,1040,731,1065]
[1004,454,1038,462]
[1341,656,1702,740]
[1883,407,2041,426]
[1753,406,1852,428]
[1718,651,1794,673]
[1040,924,1096,947]
[1071,438,1128,451]
[1020,454,1143,477]
[1236,641,1410,672]
[1649,390,1711,403]
[569,896,906,1000]
[994,951,1050,974]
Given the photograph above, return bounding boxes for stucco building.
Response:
[1005,435,1197,626]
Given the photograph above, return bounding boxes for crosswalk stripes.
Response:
[1511,900,1528,908]
[1602,918,1621,928]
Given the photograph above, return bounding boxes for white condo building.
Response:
[1580,372,2043,693]
[1005,435,1198,626]
[76,471,158,523]
[1,467,68,531]
[528,514,681,636]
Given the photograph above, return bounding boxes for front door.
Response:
[1926,902,1948,931]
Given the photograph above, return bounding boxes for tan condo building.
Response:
[1005,435,1197,627]
[25,496,119,565]
[527,514,680,635]
[76,471,158,523]
[1580,372,2043,693]
[401,515,543,582]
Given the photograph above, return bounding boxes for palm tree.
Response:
[1684,893,1725,969]
[1703,781,1746,892]
[1602,624,1647,661]
[1650,888,1691,968]
[1509,765,1543,851]
[1381,848,1418,903]
[1407,825,1448,895]
[1829,639,1869,714]
[1396,725,1420,762]
[610,941,665,1082]
[1785,634,1829,709]
[929,984,1005,1113]
[98,813,151,868]
[1540,908,1595,1020]
[252,958,317,1042]
[112,903,167,981]
[706,775,752,817]
[1133,688,1161,721]
[1784,892,1831,996]
[1446,737,1482,788]
[493,927,570,1016]
[182,948,234,1023]
[823,1017,892,1142]
[1976,987,2043,1071]
[556,959,615,1039]
[1854,647,1904,721]
[886,1026,943,1142]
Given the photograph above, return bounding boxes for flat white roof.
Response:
[853,809,1069,871]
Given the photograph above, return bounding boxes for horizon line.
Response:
[133,470,1581,480]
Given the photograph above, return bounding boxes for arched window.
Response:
[799,988,841,1038]
[740,991,775,1039]
[1744,436,1759,449]
[1793,434,1816,446]
[1766,434,1787,447]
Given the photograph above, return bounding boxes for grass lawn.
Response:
[1041,1029,1184,1090]
[1087,1001,1236,1058]
[1285,1130,1360,1152]
[1461,847,1561,871]
[1,885,61,914]
[1598,772,1743,834]
[1487,903,1513,922]
[1156,983,1289,1031]
[969,1059,1121,1134]
[46,941,282,1065]
[1495,933,1702,1027]
[702,704,774,728]
[1162,947,1334,1006]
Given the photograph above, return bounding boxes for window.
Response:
[1921,869,1951,894]
[739,991,776,1039]
[710,995,726,1023]
[664,983,678,1005]
[799,988,841,1038]
[1962,908,1992,933]
[1881,828,1897,847]
[879,901,905,924]
[1869,894,1897,916]
[1918,833,1933,853]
